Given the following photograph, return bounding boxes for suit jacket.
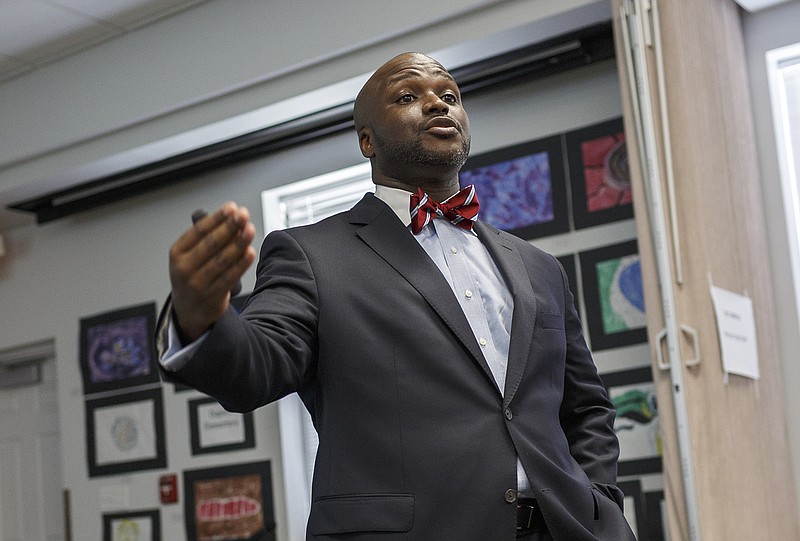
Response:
[160,193,636,541]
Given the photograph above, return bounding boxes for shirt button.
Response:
[450,246,458,254]
[505,489,518,503]
[465,290,473,299]
[505,408,513,421]
[479,338,487,347]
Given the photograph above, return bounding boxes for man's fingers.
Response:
[203,243,257,299]
[171,204,251,276]
[167,203,256,340]
[174,202,247,266]
[194,221,256,292]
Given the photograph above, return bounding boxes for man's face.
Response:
[359,54,471,178]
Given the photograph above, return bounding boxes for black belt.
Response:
[516,499,546,535]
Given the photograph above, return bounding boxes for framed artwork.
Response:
[459,135,569,239]
[189,397,255,455]
[183,461,276,541]
[556,254,580,312]
[103,509,161,541]
[566,117,633,229]
[643,490,667,541]
[618,480,646,540]
[172,381,195,393]
[79,302,159,395]
[601,366,662,476]
[579,240,647,351]
[85,388,167,477]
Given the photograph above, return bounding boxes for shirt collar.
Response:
[374,184,414,226]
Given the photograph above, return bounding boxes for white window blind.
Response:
[260,161,373,541]
[261,162,373,232]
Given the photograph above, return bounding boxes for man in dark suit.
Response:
[160,52,636,541]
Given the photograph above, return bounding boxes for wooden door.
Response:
[612,0,800,539]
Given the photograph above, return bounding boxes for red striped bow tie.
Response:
[409,185,479,235]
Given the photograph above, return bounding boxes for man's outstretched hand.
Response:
[169,202,257,342]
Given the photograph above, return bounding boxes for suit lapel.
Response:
[474,222,537,407]
[351,194,500,394]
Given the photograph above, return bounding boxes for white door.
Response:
[0,357,64,541]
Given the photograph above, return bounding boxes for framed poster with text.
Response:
[189,397,255,456]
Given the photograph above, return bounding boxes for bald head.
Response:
[353,52,455,134]
[350,52,469,198]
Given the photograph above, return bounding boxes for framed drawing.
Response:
[183,461,276,541]
[189,397,255,455]
[85,388,167,477]
[79,302,159,395]
[579,240,647,351]
[601,366,662,476]
[618,480,646,539]
[103,509,161,541]
[566,117,633,229]
[459,136,569,239]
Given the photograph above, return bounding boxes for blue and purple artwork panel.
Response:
[459,135,568,239]
[86,315,151,383]
[80,302,159,394]
[459,151,554,230]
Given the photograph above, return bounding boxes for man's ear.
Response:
[358,129,375,158]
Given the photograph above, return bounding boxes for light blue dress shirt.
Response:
[162,185,531,494]
[375,185,530,495]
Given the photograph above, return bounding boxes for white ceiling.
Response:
[0,0,212,83]
[1,0,792,86]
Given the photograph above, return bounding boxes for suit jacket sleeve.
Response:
[555,258,623,505]
[161,229,320,413]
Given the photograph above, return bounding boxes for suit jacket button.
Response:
[504,489,518,503]
[504,407,513,421]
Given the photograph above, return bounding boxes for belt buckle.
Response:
[516,502,537,530]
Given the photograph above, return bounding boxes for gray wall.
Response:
[742,0,800,520]
[1,0,799,536]
[0,0,611,539]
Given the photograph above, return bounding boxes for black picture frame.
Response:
[601,366,662,476]
[618,480,646,540]
[643,490,667,541]
[79,302,159,395]
[459,135,569,240]
[85,388,167,477]
[566,117,633,229]
[102,508,161,541]
[579,240,647,351]
[183,461,276,541]
[189,397,255,455]
[172,381,195,393]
